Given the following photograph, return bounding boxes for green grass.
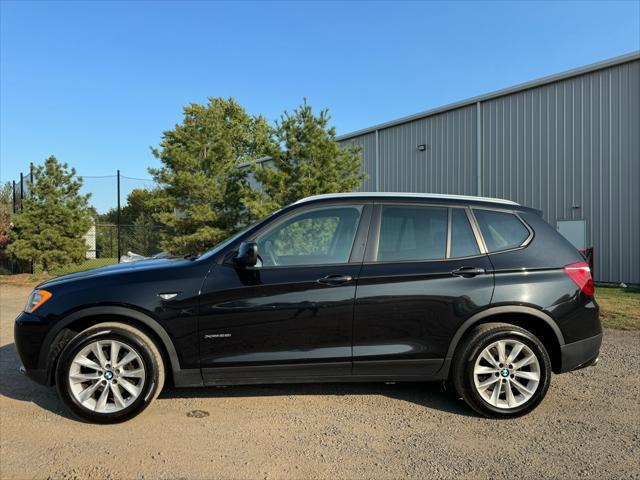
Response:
[33,257,117,276]
[595,286,640,330]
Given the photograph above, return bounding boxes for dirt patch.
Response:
[0,273,51,288]
[1,284,638,479]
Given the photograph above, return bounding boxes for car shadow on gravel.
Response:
[161,381,476,417]
[0,342,475,420]
[0,343,79,421]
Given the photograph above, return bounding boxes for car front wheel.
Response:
[55,322,165,423]
[452,322,551,418]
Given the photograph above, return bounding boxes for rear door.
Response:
[353,202,494,377]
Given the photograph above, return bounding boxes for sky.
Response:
[1,1,639,210]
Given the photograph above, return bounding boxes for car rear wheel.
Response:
[452,322,551,418]
[55,322,165,423]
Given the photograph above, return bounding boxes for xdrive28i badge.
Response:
[204,333,232,339]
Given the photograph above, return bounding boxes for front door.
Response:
[199,203,371,383]
[353,203,494,377]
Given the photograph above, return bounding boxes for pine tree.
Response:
[7,156,92,272]
[148,98,274,255]
[123,212,161,256]
[249,99,366,217]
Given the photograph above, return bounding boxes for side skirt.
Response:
[173,368,204,387]
[196,359,449,387]
[201,374,443,387]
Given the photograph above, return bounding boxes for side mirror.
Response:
[233,242,258,267]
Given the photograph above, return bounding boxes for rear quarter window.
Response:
[473,209,530,252]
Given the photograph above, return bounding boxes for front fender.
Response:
[37,306,202,387]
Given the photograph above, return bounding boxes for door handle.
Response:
[317,274,353,286]
[451,267,486,277]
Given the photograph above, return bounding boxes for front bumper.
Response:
[14,310,55,385]
[559,332,603,373]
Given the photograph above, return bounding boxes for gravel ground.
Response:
[1,284,639,479]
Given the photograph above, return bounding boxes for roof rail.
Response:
[294,192,519,206]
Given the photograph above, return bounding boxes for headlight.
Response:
[24,289,52,313]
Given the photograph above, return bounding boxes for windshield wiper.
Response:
[184,252,200,260]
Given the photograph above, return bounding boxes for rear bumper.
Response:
[559,332,603,373]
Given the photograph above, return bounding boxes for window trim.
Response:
[236,202,373,269]
[466,207,489,254]
[445,208,452,258]
[470,207,534,254]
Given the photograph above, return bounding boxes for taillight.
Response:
[563,262,595,296]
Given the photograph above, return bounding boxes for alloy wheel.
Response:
[68,339,146,413]
[473,339,541,409]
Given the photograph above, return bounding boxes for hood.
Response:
[38,257,194,289]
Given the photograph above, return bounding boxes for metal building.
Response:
[337,52,640,285]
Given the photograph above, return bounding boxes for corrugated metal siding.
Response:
[341,132,377,191]
[481,60,640,284]
[377,105,478,195]
[340,58,640,284]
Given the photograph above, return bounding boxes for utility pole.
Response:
[117,170,121,262]
[19,173,24,212]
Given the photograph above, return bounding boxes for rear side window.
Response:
[378,206,447,261]
[473,209,530,252]
[450,209,480,257]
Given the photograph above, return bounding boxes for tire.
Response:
[441,379,461,399]
[451,322,551,418]
[55,322,165,424]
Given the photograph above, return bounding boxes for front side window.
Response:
[377,205,448,261]
[256,205,362,266]
[474,209,530,252]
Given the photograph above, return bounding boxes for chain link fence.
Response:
[2,166,166,276]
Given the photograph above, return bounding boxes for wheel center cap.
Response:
[500,368,510,377]
[104,371,114,380]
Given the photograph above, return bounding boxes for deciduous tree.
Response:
[0,182,13,251]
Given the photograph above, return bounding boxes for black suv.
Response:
[15,193,602,423]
